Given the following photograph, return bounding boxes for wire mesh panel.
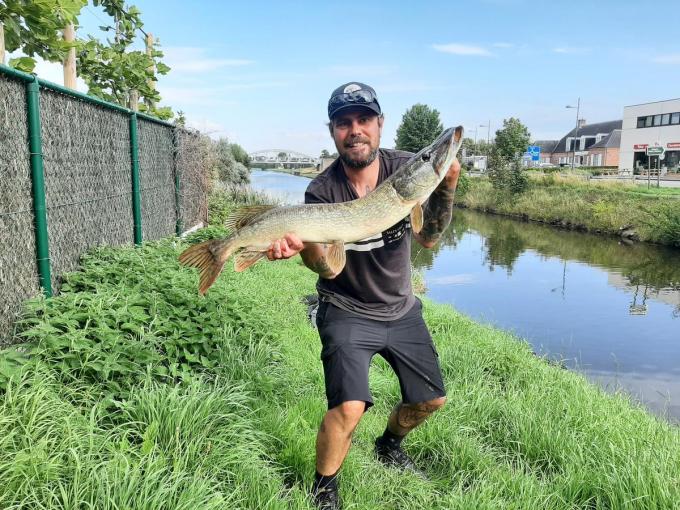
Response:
[138,119,176,240]
[40,88,134,290]
[0,75,40,346]
[175,129,210,231]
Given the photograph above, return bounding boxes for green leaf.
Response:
[9,56,37,73]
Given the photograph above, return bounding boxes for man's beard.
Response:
[339,146,379,169]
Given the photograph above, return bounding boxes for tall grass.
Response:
[460,176,680,246]
[0,207,678,508]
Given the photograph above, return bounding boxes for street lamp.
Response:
[565,98,581,171]
[479,121,491,145]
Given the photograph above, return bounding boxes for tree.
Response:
[320,149,331,158]
[1,0,86,70]
[395,104,443,153]
[494,117,531,161]
[2,0,172,119]
[214,138,249,185]
[229,142,251,167]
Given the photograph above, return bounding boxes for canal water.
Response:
[249,169,680,422]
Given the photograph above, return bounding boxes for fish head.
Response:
[429,125,464,177]
[391,126,464,202]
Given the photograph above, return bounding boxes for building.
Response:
[619,98,680,175]
[548,120,622,167]
[532,139,559,165]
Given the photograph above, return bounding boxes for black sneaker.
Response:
[374,437,424,476]
[311,484,341,510]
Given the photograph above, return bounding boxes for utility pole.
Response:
[566,98,581,171]
[62,24,77,89]
[0,21,5,65]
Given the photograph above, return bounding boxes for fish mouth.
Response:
[432,126,463,176]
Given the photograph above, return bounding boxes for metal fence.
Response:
[0,64,210,346]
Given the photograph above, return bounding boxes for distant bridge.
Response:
[249,149,319,169]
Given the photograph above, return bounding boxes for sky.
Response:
[13,0,680,157]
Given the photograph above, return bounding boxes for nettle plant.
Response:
[3,240,280,402]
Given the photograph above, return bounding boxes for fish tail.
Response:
[178,238,236,295]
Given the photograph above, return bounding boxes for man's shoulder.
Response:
[306,160,342,203]
[308,160,340,191]
[379,148,413,175]
[379,148,413,162]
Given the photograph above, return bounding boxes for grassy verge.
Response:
[459,174,680,246]
[0,228,678,508]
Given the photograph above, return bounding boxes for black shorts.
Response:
[316,298,446,410]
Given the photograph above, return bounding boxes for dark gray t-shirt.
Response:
[304,148,415,321]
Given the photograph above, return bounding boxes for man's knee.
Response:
[424,396,447,412]
[327,400,365,431]
[408,396,447,414]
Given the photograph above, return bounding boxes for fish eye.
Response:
[421,152,431,162]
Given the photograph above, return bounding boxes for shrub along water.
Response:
[458,174,680,247]
[0,195,678,508]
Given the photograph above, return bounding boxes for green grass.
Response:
[460,176,680,246]
[0,217,679,508]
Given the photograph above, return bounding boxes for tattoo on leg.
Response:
[396,402,442,429]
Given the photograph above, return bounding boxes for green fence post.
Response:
[173,128,182,236]
[129,113,142,245]
[26,76,52,297]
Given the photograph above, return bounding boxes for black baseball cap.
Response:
[328,82,382,120]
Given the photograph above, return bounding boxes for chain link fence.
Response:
[0,70,210,347]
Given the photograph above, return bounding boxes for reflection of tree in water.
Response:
[410,210,469,269]
[482,223,526,274]
[454,208,680,292]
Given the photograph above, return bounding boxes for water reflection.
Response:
[416,208,680,421]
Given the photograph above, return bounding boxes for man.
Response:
[267,82,460,509]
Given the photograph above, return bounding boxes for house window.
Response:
[662,114,671,125]
[672,113,680,125]
[637,117,646,128]
[645,116,653,127]
[653,115,662,126]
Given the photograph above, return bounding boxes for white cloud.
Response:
[652,54,680,64]
[432,43,493,57]
[162,47,254,72]
[553,46,591,55]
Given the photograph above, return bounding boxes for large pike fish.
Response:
[179,125,463,294]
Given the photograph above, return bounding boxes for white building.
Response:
[619,98,680,175]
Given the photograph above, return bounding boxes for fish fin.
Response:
[410,202,424,234]
[179,239,233,295]
[234,250,266,272]
[225,205,277,231]
[326,241,346,275]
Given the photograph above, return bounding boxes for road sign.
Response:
[646,146,665,156]
[527,145,541,161]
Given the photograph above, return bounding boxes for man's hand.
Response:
[266,233,305,260]
[443,158,461,189]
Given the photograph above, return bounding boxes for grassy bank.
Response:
[459,174,680,247]
[1,232,679,508]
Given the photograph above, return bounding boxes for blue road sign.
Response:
[527,145,541,161]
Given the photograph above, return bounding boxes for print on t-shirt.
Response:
[345,218,411,252]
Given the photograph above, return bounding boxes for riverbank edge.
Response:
[457,177,680,247]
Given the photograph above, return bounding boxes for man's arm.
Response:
[413,159,461,249]
[266,234,339,279]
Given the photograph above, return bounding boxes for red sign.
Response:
[667,142,680,149]
[633,144,648,150]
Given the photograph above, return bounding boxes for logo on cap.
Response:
[343,83,362,94]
